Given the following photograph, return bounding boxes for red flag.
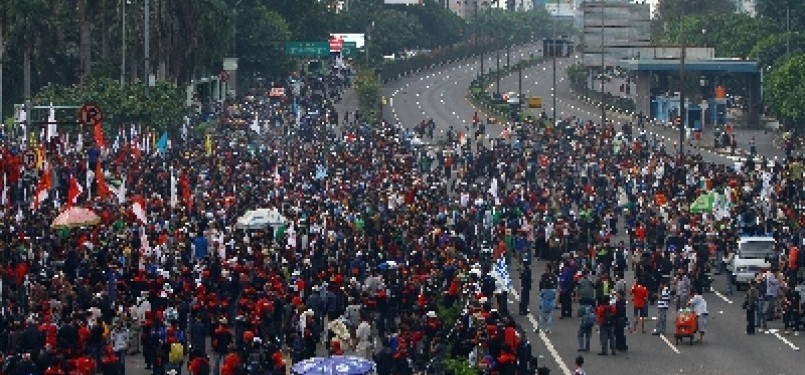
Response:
[31,161,53,209]
[94,121,106,149]
[114,143,129,165]
[179,170,192,209]
[95,161,110,199]
[67,174,83,207]
[132,195,147,224]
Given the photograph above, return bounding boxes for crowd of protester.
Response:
[0,54,802,375]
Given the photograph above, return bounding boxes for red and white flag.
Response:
[67,174,83,207]
[96,161,111,199]
[31,161,53,209]
[132,195,148,224]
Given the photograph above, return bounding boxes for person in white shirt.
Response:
[573,355,587,375]
[355,317,373,359]
[689,290,709,343]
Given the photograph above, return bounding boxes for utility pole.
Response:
[506,42,510,69]
[552,0,558,126]
[474,1,480,77]
[480,1,484,76]
[679,20,686,158]
[496,36,500,95]
[786,2,791,60]
[144,0,150,96]
[366,21,374,65]
[121,0,127,86]
[518,59,522,99]
[599,1,605,127]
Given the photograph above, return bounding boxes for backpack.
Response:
[169,342,184,364]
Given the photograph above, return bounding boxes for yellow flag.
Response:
[205,134,213,156]
[35,146,45,170]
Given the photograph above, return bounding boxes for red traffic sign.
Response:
[78,103,103,126]
[329,36,344,52]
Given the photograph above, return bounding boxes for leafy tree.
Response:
[765,54,805,132]
[33,77,184,132]
[268,0,332,41]
[353,69,379,122]
[235,2,292,84]
[403,1,466,48]
[750,33,805,67]
[756,0,805,32]
[372,10,424,56]
[655,0,735,21]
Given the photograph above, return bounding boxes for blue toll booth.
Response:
[687,104,702,130]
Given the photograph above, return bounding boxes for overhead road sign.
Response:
[285,42,330,57]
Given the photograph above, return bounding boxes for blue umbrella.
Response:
[292,356,375,375]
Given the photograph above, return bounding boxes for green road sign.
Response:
[285,42,330,57]
[341,42,357,57]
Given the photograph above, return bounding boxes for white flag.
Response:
[250,114,261,134]
[489,177,499,199]
[85,159,94,201]
[76,131,83,153]
[169,168,178,208]
[47,104,58,141]
[1,172,6,207]
[116,176,127,204]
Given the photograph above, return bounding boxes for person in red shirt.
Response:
[630,281,649,333]
[187,352,211,375]
[221,345,241,375]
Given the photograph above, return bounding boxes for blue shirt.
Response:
[540,289,556,311]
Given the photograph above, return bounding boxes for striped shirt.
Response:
[657,287,671,310]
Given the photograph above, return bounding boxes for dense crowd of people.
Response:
[0,53,802,375]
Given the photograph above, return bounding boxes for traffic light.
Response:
[674,116,682,127]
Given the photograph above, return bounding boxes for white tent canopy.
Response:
[235,207,287,230]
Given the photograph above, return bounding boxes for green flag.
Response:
[689,192,714,213]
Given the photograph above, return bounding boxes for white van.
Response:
[729,236,775,290]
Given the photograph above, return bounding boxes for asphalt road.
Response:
[385,51,786,165]
[384,46,798,375]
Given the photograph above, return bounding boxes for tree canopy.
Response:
[765,55,805,132]
[650,0,805,130]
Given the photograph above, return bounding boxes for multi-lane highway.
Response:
[384,48,785,164]
[383,46,799,375]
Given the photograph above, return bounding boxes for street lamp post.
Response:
[121,0,128,87]
[679,20,687,158]
[599,1,605,127]
[496,37,500,96]
[552,0,558,126]
[144,0,151,96]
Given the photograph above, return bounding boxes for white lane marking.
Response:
[527,313,539,330]
[713,291,734,304]
[659,333,681,354]
[537,320,572,375]
[510,290,570,375]
[769,329,801,351]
